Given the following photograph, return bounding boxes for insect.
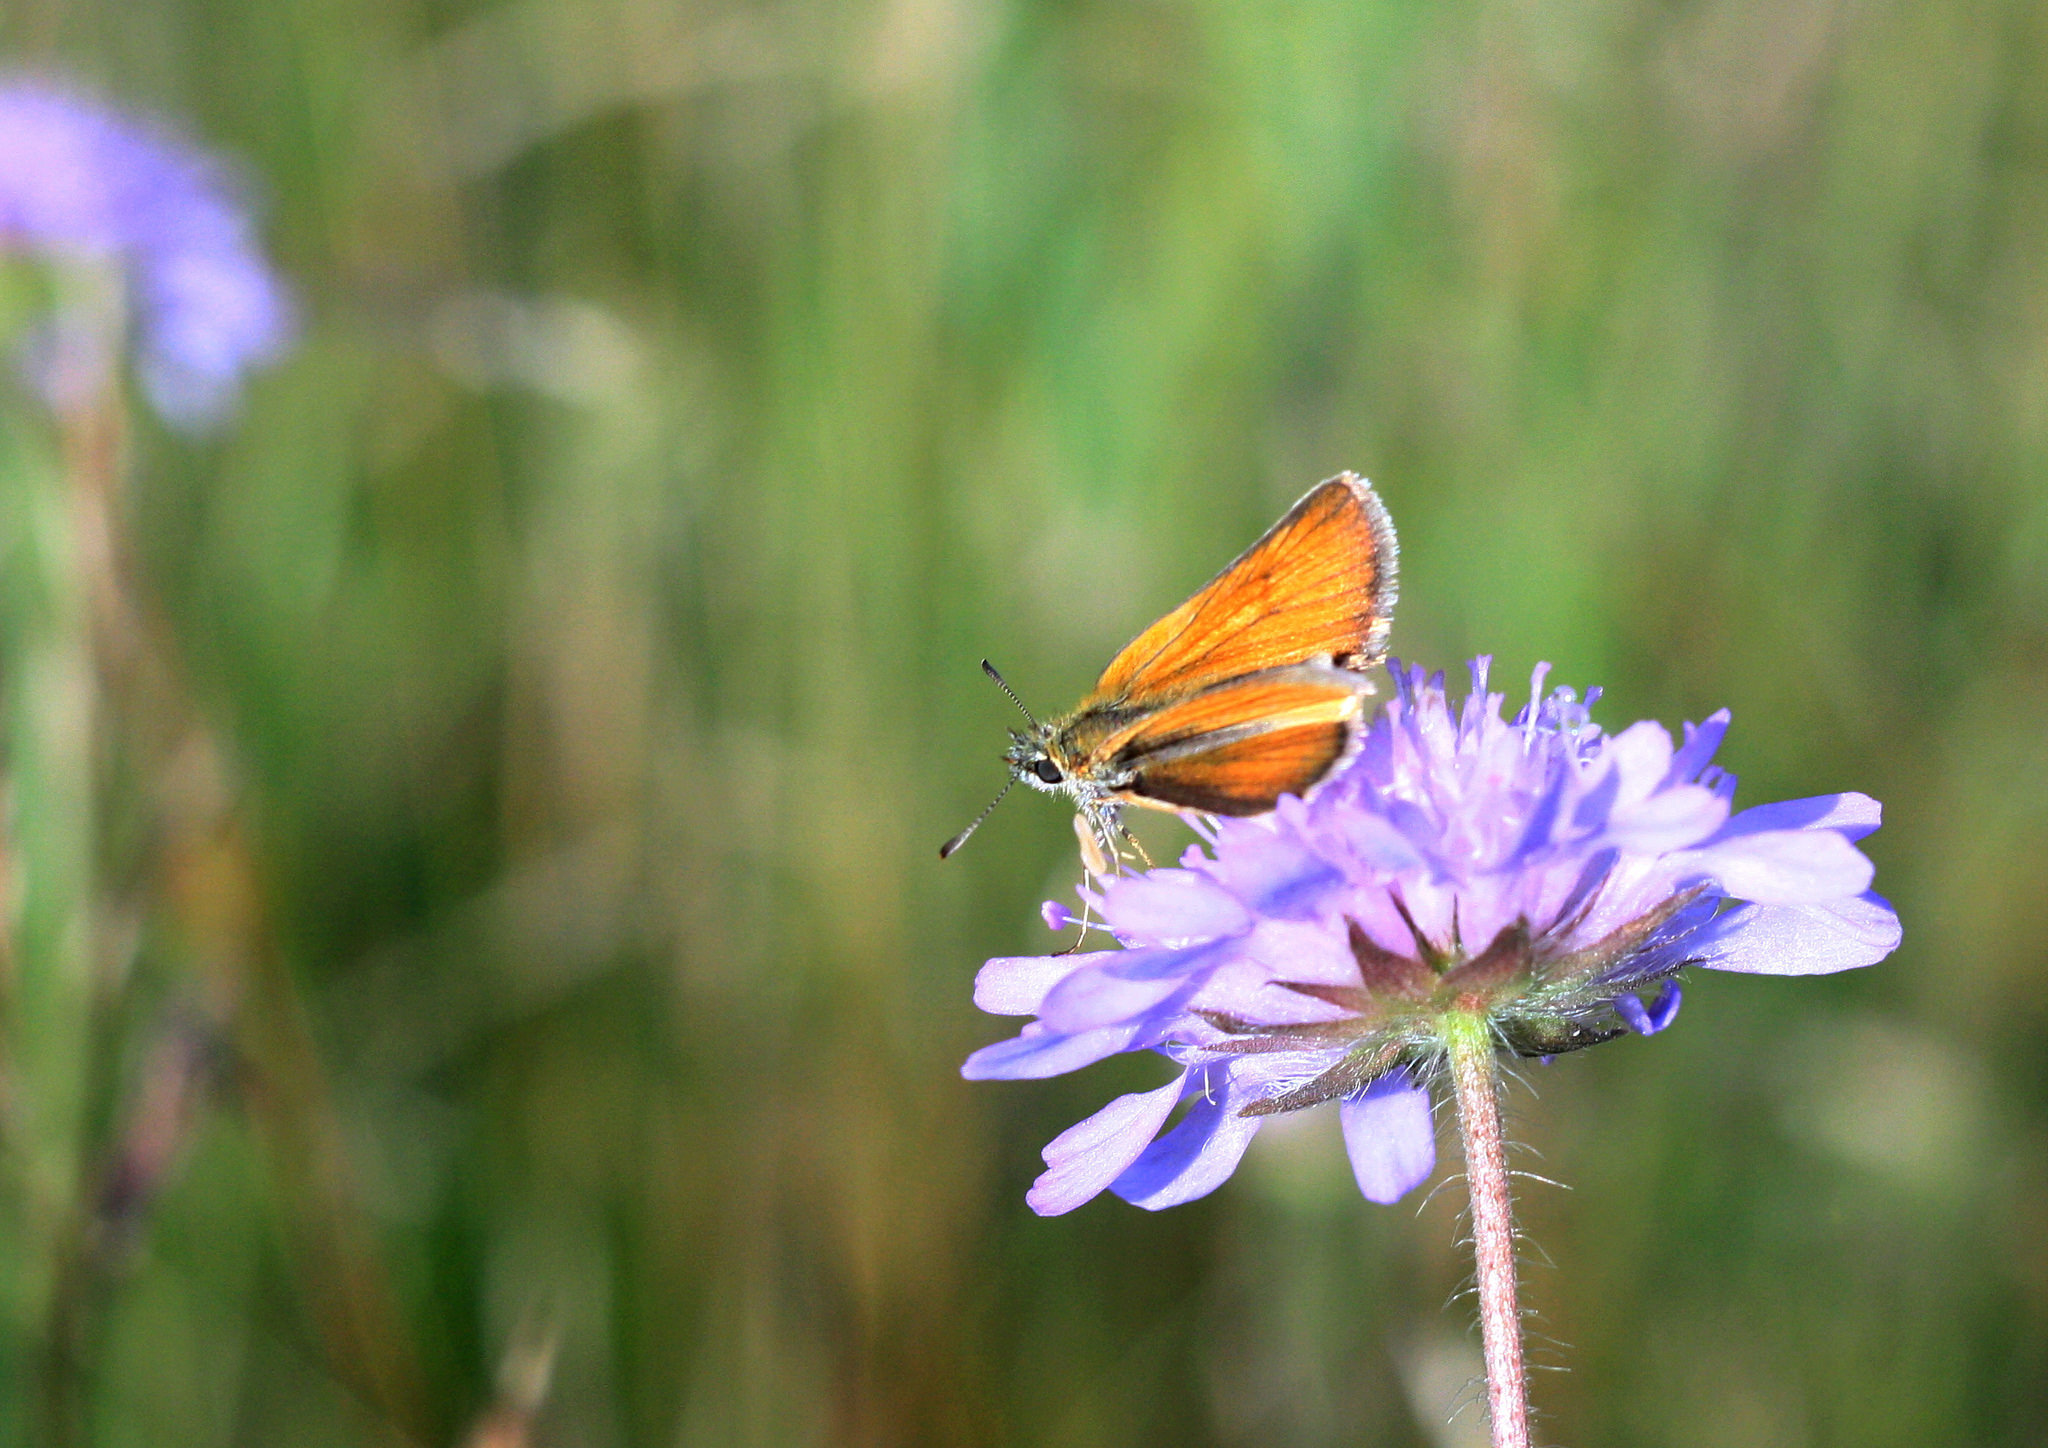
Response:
[941,473,1398,867]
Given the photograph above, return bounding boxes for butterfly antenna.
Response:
[939,777,1015,859]
[981,659,1040,729]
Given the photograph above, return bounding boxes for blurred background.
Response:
[1,0,2044,1443]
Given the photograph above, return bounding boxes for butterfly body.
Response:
[954,473,1397,864]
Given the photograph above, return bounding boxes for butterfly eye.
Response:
[1032,759,1063,785]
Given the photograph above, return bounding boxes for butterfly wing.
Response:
[1087,666,1365,815]
[1083,474,1397,708]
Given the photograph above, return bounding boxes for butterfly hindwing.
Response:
[1084,665,1364,815]
[1124,722,1355,815]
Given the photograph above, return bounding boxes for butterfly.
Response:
[942,473,1398,868]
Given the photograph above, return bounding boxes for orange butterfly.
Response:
[942,473,1398,867]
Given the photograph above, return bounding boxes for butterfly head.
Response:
[940,661,1085,860]
[1004,730,1069,795]
[978,659,1102,804]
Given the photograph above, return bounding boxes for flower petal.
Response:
[1677,827,1873,904]
[961,1022,1138,1080]
[1037,969,1193,1033]
[1615,980,1682,1034]
[1101,869,1250,944]
[1339,1070,1437,1204]
[1692,891,1901,975]
[1197,824,1345,920]
[1110,1062,1274,1210]
[1037,941,1235,1032]
[1712,791,1882,843]
[1605,720,1676,801]
[0,81,292,429]
[1663,711,1730,787]
[1027,1071,1190,1216]
[974,950,1109,1016]
[1603,782,1728,854]
[1327,807,1426,873]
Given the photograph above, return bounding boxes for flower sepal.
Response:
[1495,1013,1629,1059]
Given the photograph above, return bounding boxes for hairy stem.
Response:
[1444,1012,1530,1448]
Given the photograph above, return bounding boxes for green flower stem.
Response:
[1444,1011,1531,1448]
[0,401,102,1369]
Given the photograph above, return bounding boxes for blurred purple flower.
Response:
[965,658,1901,1216]
[0,76,291,427]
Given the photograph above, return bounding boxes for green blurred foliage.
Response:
[2,0,2046,1443]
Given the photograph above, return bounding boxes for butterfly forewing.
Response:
[1083,474,1397,708]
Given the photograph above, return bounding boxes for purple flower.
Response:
[964,658,1901,1216]
[0,77,291,427]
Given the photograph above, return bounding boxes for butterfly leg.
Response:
[1111,810,1152,869]
[1054,894,1100,956]
[1073,810,1116,879]
[1055,807,1125,955]
[1080,802,1150,872]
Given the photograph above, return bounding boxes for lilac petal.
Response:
[0,82,291,429]
[1328,807,1426,872]
[1101,936,1242,983]
[1027,1071,1189,1216]
[1197,826,1344,921]
[1111,1063,1274,1210]
[1184,959,1320,1025]
[1692,891,1900,975]
[1269,792,1316,838]
[1339,1070,1436,1204]
[1037,941,1235,1032]
[961,1022,1139,1080]
[974,950,1109,1016]
[1603,782,1728,854]
[1663,711,1731,787]
[1545,849,1619,936]
[1038,968,1191,1033]
[1517,770,1574,857]
[1615,980,1682,1035]
[1101,868,1250,943]
[1711,791,1882,844]
[1379,797,1445,860]
[1184,921,1359,1020]
[1604,719,1676,798]
[1678,827,1873,904]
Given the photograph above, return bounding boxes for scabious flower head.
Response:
[0,77,291,427]
[964,658,1901,1216]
